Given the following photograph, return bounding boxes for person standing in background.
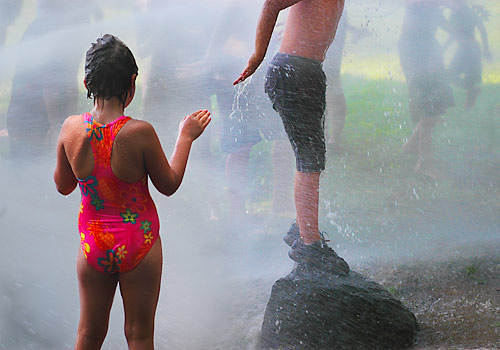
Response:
[323,10,371,153]
[204,0,294,219]
[399,0,455,179]
[0,1,22,144]
[446,0,492,109]
[0,2,21,45]
[133,0,213,149]
[6,0,102,160]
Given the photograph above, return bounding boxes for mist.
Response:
[1,0,499,349]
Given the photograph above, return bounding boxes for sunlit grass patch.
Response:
[342,55,405,82]
[319,76,500,243]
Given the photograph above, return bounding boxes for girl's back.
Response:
[62,114,154,183]
[69,112,159,274]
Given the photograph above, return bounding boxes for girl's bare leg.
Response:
[119,238,163,350]
[75,250,118,350]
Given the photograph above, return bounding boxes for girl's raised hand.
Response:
[179,109,211,141]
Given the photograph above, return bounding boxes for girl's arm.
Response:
[144,110,210,196]
[54,121,78,195]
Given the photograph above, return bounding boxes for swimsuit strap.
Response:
[83,113,132,169]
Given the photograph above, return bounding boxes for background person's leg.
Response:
[225,144,253,217]
[415,117,439,177]
[326,80,347,153]
[271,140,295,215]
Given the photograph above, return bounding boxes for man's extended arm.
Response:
[233,0,302,85]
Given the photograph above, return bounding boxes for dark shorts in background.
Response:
[448,40,482,89]
[398,36,455,121]
[265,53,327,173]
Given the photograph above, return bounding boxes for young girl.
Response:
[54,34,210,350]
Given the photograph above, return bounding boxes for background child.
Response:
[446,0,492,109]
[399,0,455,179]
[53,34,210,350]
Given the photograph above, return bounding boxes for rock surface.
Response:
[260,264,419,350]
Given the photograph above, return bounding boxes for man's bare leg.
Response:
[290,170,350,274]
[294,171,322,244]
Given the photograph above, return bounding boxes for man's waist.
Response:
[275,51,323,66]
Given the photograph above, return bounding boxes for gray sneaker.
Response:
[284,221,330,247]
[283,221,300,246]
[289,237,350,275]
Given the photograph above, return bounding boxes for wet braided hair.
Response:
[85,34,138,107]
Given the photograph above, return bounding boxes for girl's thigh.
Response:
[77,249,119,329]
[119,238,163,326]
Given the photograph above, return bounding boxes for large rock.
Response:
[260,264,419,350]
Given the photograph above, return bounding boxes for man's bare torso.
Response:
[279,0,345,62]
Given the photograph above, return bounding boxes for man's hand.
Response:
[233,53,264,85]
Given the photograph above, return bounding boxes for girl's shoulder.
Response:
[61,113,87,129]
[65,113,85,123]
[115,118,160,146]
[121,118,157,136]
[59,114,86,138]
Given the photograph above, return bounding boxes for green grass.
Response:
[245,75,500,245]
[323,77,500,241]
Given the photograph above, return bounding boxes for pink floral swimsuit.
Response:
[78,113,159,274]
